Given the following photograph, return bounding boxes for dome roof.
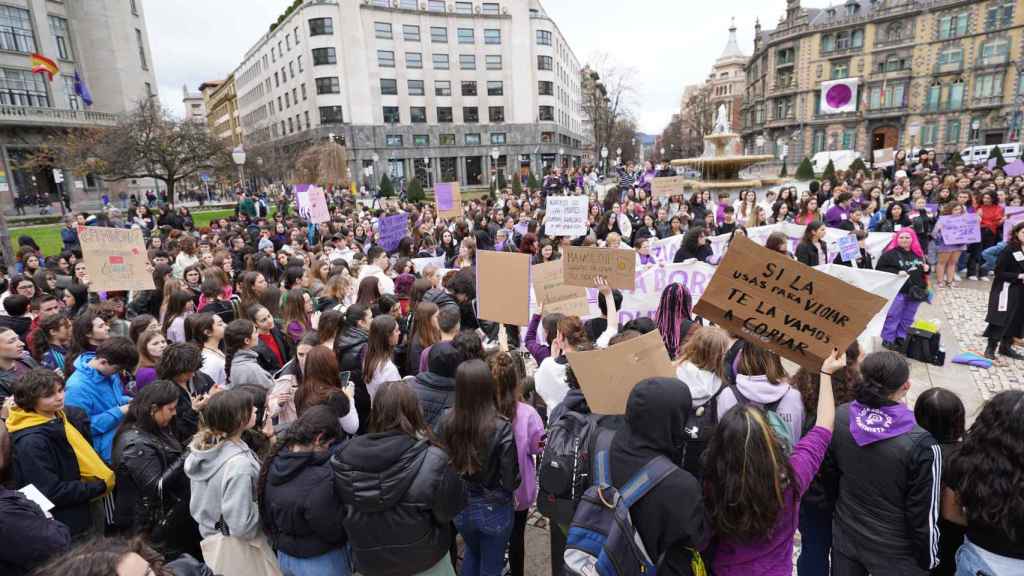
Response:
[718,18,746,62]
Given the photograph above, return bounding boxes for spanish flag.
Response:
[31,53,59,81]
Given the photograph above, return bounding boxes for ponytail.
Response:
[856,351,909,408]
[556,316,589,351]
[223,319,255,381]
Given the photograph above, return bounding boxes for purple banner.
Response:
[379,212,409,253]
[1004,159,1024,177]
[435,183,454,211]
[1004,206,1024,242]
[939,213,982,245]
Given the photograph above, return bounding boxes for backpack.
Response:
[564,429,706,576]
[537,411,602,526]
[680,385,727,479]
[727,384,793,453]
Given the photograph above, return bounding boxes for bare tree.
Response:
[679,84,715,158]
[293,141,350,189]
[582,54,638,166]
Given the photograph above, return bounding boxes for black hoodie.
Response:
[609,378,707,576]
[412,342,461,427]
[335,326,369,433]
[263,450,347,558]
[332,432,466,576]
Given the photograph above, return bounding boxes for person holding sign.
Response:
[877,229,930,351]
[982,222,1024,360]
[933,203,967,288]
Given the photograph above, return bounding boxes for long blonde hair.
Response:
[677,327,730,380]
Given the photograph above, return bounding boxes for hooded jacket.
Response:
[332,432,466,576]
[608,378,706,576]
[263,450,347,558]
[716,374,804,445]
[412,342,461,427]
[227,348,275,391]
[8,411,107,536]
[0,353,40,402]
[822,401,940,571]
[336,326,370,433]
[0,485,71,576]
[675,361,723,408]
[64,352,131,463]
[184,437,261,540]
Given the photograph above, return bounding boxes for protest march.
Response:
[0,151,1022,576]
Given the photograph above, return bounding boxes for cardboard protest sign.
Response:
[1004,207,1024,242]
[412,255,445,273]
[476,250,531,326]
[78,226,155,293]
[566,329,675,415]
[544,196,589,237]
[531,260,590,317]
[873,148,895,167]
[378,213,409,253]
[650,176,688,199]
[562,246,637,290]
[835,234,860,263]
[939,213,982,245]
[435,182,462,219]
[814,264,907,339]
[693,235,886,370]
[294,184,330,223]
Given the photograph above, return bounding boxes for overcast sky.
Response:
[147,0,821,135]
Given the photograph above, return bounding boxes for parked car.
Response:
[812,150,863,173]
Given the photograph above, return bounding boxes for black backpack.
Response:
[680,386,726,480]
[537,411,602,526]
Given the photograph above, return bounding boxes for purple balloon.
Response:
[826,84,852,109]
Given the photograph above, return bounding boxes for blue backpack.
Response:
[564,430,704,576]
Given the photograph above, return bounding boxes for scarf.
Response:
[7,407,115,493]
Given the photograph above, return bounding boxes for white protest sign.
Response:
[814,264,907,338]
[544,195,589,237]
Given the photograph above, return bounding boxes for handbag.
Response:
[200,517,282,576]
[904,327,944,366]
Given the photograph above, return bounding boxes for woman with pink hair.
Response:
[876,228,930,350]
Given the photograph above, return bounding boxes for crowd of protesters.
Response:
[0,149,1020,576]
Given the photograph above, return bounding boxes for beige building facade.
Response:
[202,77,242,148]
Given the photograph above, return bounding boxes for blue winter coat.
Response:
[64,352,131,463]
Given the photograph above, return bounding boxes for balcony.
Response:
[812,110,859,122]
[864,106,904,119]
[970,95,1004,109]
[0,105,119,128]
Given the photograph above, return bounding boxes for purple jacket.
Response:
[525,314,551,364]
[825,205,850,227]
[512,402,545,511]
[711,426,832,575]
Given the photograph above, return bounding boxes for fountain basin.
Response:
[671,155,775,181]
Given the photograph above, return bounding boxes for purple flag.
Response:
[378,212,409,253]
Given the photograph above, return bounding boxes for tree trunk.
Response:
[0,210,15,270]
[165,177,175,208]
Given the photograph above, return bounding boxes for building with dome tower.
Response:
[708,18,748,135]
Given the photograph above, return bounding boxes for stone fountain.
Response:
[671,105,776,190]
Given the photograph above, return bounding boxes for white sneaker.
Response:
[968,275,978,281]
[954,274,962,282]
[981,275,991,281]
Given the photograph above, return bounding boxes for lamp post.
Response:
[616,147,622,165]
[371,152,380,192]
[558,147,564,168]
[490,147,500,193]
[231,146,246,194]
[601,145,609,175]
[660,146,666,161]
[971,119,981,163]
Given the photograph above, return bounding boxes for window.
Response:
[304,111,310,129]
[437,107,453,123]
[413,134,430,146]
[538,80,554,96]
[487,81,503,96]
[400,0,417,8]
[375,22,393,39]
[490,132,507,145]
[812,130,826,153]
[403,24,420,41]
[406,52,423,68]
[880,54,905,73]
[313,47,337,65]
[774,97,792,119]
[537,30,552,46]
[462,81,478,96]
[295,27,300,45]
[455,2,473,14]
[435,80,452,96]
[926,83,941,110]
[463,106,479,123]
[316,77,340,94]
[541,131,554,143]
[974,72,1004,98]
[489,106,504,122]
[481,3,499,15]
[0,68,49,106]
[301,83,307,99]
[484,29,501,44]
[383,106,400,123]
[309,18,333,36]
[938,13,969,39]
[485,55,502,70]
[386,135,403,147]
[49,17,73,61]
[538,56,553,70]
[538,105,554,121]
[297,55,303,72]
[458,28,474,44]
[921,123,938,146]
[947,80,964,109]
[320,106,344,124]
[946,119,961,143]
[135,29,148,69]
[0,6,36,53]
[289,61,294,78]
[776,47,795,65]
[831,61,848,79]
[130,0,138,15]
[433,54,449,70]
[378,50,395,67]
[428,0,446,12]
[380,78,398,95]
[440,133,456,145]
[821,34,834,53]
[410,107,427,123]
[431,26,447,43]
[841,127,856,149]
[937,47,962,66]
[293,87,298,102]
[408,80,425,96]
[285,93,291,107]
[986,0,1014,29]
[465,133,482,145]
[286,35,291,51]
[979,39,1009,65]
[460,54,476,70]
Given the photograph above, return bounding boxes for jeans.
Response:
[277,547,351,576]
[797,500,833,576]
[956,539,1024,576]
[881,293,921,344]
[982,243,1006,274]
[454,497,514,576]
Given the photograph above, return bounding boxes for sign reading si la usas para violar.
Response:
[693,235,886,370]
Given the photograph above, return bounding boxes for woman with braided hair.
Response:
[655,282,697,360]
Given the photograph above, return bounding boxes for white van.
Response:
[811,150,862,173]
[961,143,1022,165]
